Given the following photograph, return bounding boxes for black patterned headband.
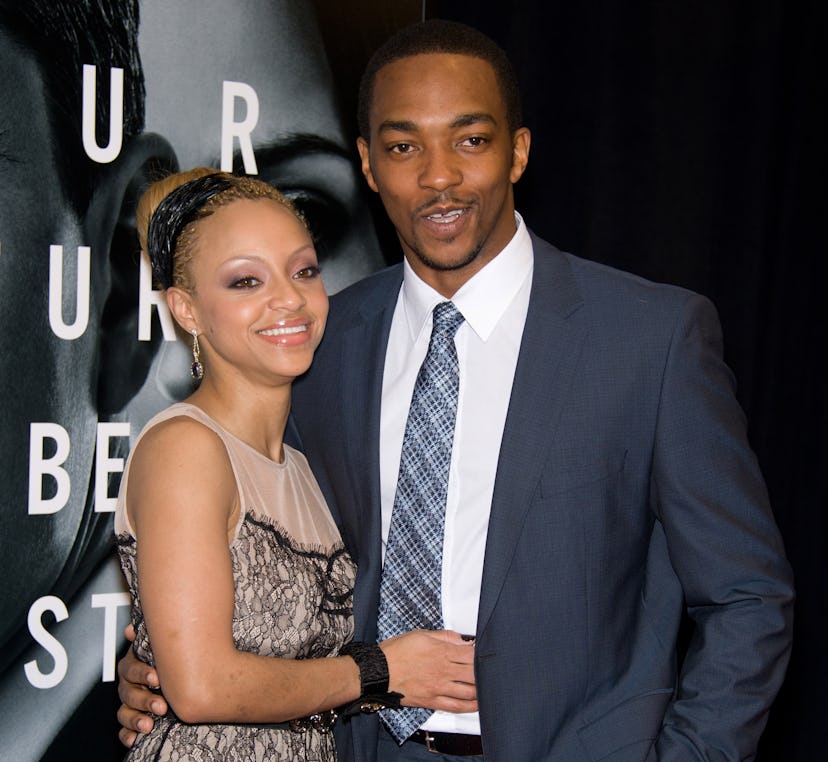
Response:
[147,173,236,289]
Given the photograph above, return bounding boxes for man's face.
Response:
[357,53,530,297]
[139,0,382,294]
[0,32,103,653]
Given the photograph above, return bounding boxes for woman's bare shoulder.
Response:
[129,413,235,502]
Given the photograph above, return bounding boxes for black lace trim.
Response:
[242,513,354,617]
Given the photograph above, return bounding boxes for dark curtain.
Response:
[433,1,826,759]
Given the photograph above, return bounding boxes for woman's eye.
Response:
[231,276,260,288]
[294,266,321,280]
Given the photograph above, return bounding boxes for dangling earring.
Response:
[190,329,204,380]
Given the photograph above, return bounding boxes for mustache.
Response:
[415,194,475,215]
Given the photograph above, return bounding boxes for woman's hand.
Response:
[116,625,167,748]
[381,630,477,714]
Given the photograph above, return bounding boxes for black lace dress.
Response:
[115,403,356,761]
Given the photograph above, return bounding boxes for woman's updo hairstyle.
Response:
[136,168,305,291]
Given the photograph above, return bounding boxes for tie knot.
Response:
[432,301,464,339]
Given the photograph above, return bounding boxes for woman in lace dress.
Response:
[114,170,476,760]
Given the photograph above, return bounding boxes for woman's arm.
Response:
[117,627,476,744]
[129,418,361,723]
[126,418,476,726]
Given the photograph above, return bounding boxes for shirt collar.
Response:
[401,212,533,343]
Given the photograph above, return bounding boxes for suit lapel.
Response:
[336,268,402,642]
[477,237,587,635]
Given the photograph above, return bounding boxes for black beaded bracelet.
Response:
[340,641,389,694]
[339,641,403,716]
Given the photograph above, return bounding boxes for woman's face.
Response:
[173,199,329,388]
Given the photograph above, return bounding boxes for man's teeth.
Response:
[428,210,464,223]
[259,325,307,336]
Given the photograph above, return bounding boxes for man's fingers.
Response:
[117,703,156,735]
[119,653,160,688]
[118,678,166,716]
[118,727,138,749]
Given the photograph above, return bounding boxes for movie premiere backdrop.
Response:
[0,1,822,759]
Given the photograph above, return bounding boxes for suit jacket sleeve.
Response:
[650,292,793,759]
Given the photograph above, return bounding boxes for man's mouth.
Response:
[426,209,466,224]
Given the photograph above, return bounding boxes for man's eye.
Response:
[462,136,487,147]
[385,143,417,154]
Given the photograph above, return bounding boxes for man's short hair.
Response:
[0,0,144,213]
[357,19,523,141]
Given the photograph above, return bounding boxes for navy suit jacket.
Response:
[290,235,794,761]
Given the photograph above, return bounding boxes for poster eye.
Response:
[282,189,348,263]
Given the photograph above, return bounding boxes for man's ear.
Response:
[356,137,379,193]
[84,132,179,416]
[509,127,531,184]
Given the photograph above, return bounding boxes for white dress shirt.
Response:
[379,213,534,735]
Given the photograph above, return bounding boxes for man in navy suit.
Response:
[119,19,793,761]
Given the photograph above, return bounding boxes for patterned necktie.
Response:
[378,301,465,743]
